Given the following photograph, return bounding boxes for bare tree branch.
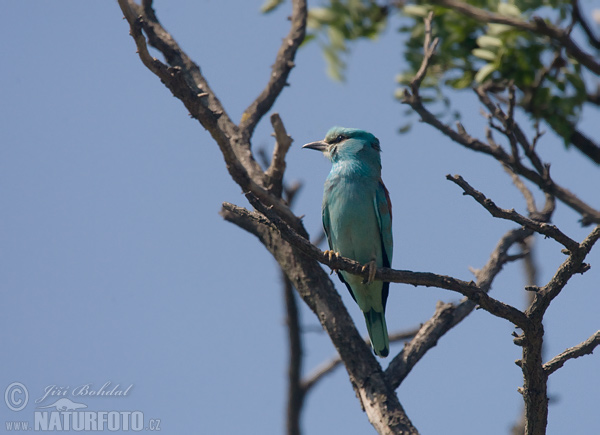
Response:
[475,85,548,177]
[510,225,599,434]
[386,227,532,388]
[511,235,539,435]
[118,0,306,229]
[404,85,600,224]
[504,165,556,222]
[402,12,600,224]
[572,0,600,49]
[241,192,531,329]
[284,272,304,435]
[302,328,419,394]
[276,179,306,435]
[239,0,307,140]
[119,4,600,434]
[543,330,600,376]
[385,301,455,388]
[266,113,294,198]
[527,225,600,318]
[568,129,600,166]
[221,201,418,434]
[505,167,538,216]
[410,11,439,95]
[399,13,600,434]
[446,174,578,251]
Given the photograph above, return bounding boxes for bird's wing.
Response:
[322,202,357,303]
[374,180,393,311]
[322,203,332,250]
[374,179,393,268]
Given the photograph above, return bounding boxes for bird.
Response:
[303,127,393,357]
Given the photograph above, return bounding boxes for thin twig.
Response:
[543,330,600,375]
[266,113,294,198]
[399,11,599,223]
[403,62,600,224]
[409,11,439,95]
[447,174,578,251]
[505,166,538,217]
[239,0,307,140]
[528,225,600,317]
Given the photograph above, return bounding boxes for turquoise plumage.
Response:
[303,127,393,357]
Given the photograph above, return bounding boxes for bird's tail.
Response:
[364,309,389,357]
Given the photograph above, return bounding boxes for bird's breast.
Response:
[323,175,382,265]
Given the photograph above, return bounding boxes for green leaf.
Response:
[308,7,336,28]
[476,35,503,49]
[328,26,346,51]
[323,45,346,81]
[487,23,513,35]
[395,73,413,85]
[402,5,430,18]
[394,88,406,100]
[472,48,497,61]
[448,72,475,89]
[398,122,413,134]
[260,0,285,14]
[475,63,498,83]
[497,3,522,18]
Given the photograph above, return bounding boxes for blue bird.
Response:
[303,127,393,357]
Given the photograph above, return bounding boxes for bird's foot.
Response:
[324,250,341,274]
[362,260,377,284]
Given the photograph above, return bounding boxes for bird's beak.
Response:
[302,140,328,152]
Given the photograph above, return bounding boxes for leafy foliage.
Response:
[306,0,388,80]
[287,0,594,147]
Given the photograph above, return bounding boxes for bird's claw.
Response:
[362,260,377,284]
[324,250,341,274]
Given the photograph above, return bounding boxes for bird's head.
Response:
[302,127,381,168]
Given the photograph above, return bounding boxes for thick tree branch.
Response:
[543,330,600,376]
[221,201,418,434]
[572,0,600,49]
[568,129,600,165]
[120,5,600,434]
[512,226,600,435]
[118,0,304,230]
[118,0,240,159]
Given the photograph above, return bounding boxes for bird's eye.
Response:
[330,135,345,144]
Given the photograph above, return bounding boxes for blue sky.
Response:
[1,1,599,434]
